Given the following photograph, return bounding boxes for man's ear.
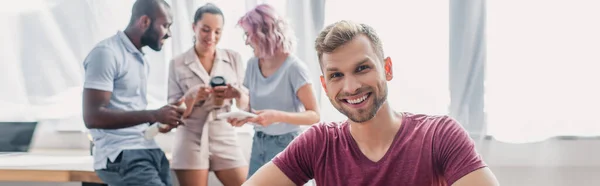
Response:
[140,15,152,30]
[320,75,327,94]
[384,57,393,81]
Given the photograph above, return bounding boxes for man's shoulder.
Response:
[402,112,465,138]
[85,35,124,60]
[404,112,456,127]
[95,34,123,50]
[301,121,347,139]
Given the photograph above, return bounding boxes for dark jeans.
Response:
[95,149,172,186]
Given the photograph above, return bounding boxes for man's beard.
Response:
[141,23,162,51]
[331,83,388,123]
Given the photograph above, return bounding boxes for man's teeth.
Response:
[347,94,368,104]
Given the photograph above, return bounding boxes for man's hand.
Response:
[153,103,184,128]
[156,99,186,133]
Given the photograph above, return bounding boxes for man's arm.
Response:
[452,168,499,186]
[243,162,295,186]
[82,47,181,129]
[83,89,158,129]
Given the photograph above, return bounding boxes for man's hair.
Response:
[315,20,384,69]
[128,0,170,26]
[238,4,295,58]
[193,3,224,24]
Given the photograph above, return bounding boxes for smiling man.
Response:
[243,20,500,186]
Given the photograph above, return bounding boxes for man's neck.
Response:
[124,27,143,51]
[348,102,402,149]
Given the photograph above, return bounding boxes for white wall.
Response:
[477,139,600,186]
[3,123,600,186]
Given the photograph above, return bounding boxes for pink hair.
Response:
[238,4,295,58]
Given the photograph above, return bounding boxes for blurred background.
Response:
[0,0,599,185]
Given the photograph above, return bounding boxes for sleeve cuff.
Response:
[84,82,113,92]
[272,158,308,186]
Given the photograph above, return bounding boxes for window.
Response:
[486,0,600,143]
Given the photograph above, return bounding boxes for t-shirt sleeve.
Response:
[243,58,254,89]
[433,116,487,185]
[271,124,323,185]
[289,60,312,94]
[83,47,118,92]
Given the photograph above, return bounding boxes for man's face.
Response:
[141,6,173,51]
[320,35,393,123]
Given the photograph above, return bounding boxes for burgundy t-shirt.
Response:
[272,112,487,186]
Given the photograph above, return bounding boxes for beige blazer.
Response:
[168,47,247,133]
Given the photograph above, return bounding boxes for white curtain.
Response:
[0,0,304,132]
[286,0,326,109]
[486,0,600,143]
[321,0,450,122]
[449,0,486,140]
[0,0,187,131]
[0,0,140,131]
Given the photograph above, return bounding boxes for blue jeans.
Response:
[247,131,299,178]
[95,149,172,186]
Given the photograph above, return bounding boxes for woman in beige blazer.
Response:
[167,4,249,186]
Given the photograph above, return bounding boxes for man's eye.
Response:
[329,72,342,79]
[356,65,370,72]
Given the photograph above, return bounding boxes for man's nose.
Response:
[341,75,361,94]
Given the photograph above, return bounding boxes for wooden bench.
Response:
[0,149,178,185]
[0,152,105,185]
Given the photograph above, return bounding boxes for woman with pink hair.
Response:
[228,4,320,177]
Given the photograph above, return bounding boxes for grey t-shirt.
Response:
[243,55,312,135]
